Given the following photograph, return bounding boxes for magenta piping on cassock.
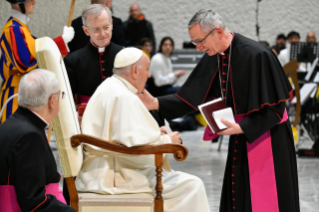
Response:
[0,183,66,212]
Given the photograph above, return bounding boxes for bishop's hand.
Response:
[137,89,159,110]
[217,119,243,135]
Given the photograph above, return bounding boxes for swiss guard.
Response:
[0,0,75,123]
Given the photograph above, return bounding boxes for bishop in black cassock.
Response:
[64,4,123,104]
[140,10,299,212]
[0,107,74,212]
[0,69,74,212]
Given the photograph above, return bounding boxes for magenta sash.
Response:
[78,95,91,104]
[0,183,66,212]
[203,109,288,212]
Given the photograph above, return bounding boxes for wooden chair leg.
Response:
[155,154,164,212]
[65,177,79,212]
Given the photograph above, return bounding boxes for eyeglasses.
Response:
[86,25,111,34]
[191,27,216,46]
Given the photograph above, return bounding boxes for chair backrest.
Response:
[35,37,82,178]
[0,94,18,120]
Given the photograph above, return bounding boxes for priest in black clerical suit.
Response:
[0,69,74,212]
[139,10,300,212]
[64,4,122,104]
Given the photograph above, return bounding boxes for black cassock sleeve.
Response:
[12,133,74,212]
[158,94,196,120]
[239,102,286,143]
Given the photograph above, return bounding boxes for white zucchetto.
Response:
[114,47,143,68]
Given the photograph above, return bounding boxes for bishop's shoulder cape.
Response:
[176,33,293,115]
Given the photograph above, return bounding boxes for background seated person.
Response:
[139,37,153,59]
[0,69,74,212]
[149,37,186,96]
[278,31,311,79]
[76,48,210,212]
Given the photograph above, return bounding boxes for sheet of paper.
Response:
[291,83,317,104]
[164,119,173,134]
[304,57,318,81]
[313,72,319,83]
[212,108,235,130]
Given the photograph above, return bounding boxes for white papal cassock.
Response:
[75,74,210,212]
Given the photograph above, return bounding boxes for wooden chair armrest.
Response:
[71,134,188,161]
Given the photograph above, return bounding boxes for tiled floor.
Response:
[50,127,319,212]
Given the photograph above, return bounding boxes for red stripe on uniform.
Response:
[9,27,27,69]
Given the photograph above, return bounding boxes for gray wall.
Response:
[0,0,318,49]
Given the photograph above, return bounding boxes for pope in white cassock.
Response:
[75,47,210,212]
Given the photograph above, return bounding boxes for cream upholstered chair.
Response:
[35,37,188,212]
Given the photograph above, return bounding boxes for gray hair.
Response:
[188,9,226,33]
[82,4,112,26]
[113,60,143,77]
[18,69,60,111]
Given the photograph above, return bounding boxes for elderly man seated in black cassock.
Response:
[0,69,74,212]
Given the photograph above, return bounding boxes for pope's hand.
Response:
[62,26,75,43]
[137,89,159,110]
[168,132,182,144]
[160,126,167,134]
[217,119,243,135]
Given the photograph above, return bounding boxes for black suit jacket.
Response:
[124,16,156,55]
[0,107,74,212]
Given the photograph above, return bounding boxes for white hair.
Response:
[18,69,60,111]
[82,4,112,26]
[188,9,226,33]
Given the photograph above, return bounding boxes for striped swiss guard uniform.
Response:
[0,9,68,123]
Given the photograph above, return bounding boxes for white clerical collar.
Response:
[90,39,109,53]
[113,74,138,94]
[30,110,49,125]
[11,9,30,25]
[98,47,105,53]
